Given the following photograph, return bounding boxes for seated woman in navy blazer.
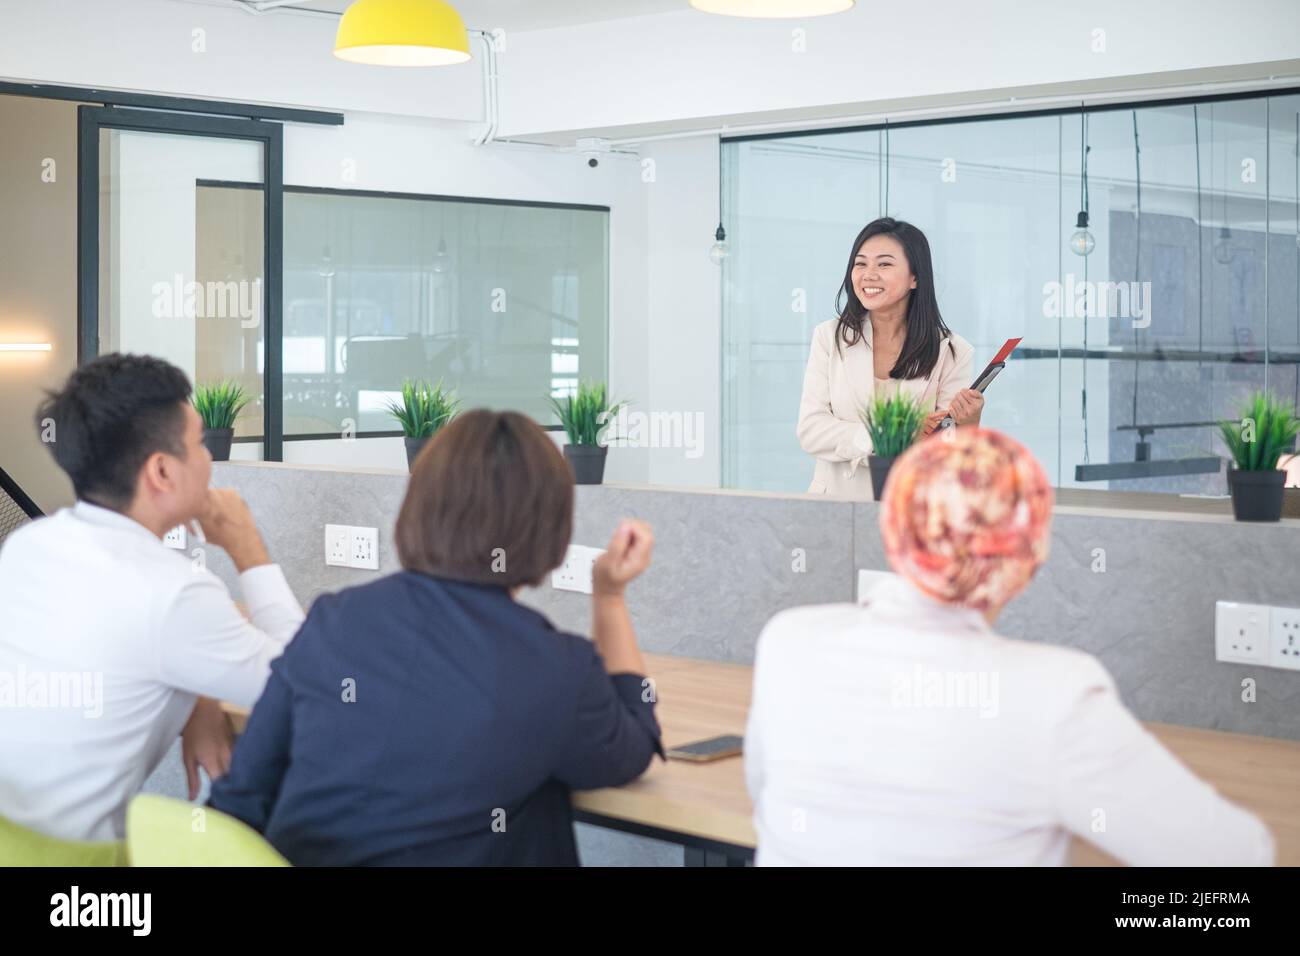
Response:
[209,410,663,865]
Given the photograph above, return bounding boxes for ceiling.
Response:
[292,0,686,31]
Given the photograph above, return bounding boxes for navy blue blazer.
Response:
[209,571,663,866]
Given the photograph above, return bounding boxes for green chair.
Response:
[126,795,290,866]
[0,814,125,866]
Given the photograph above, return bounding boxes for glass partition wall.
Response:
[721,91,1300,495]
[94,168,608,454]
[189,185,611,442]
[89,115,276,452]
[193,185,610,443]
[278,190,609,437]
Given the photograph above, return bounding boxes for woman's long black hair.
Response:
[833,217,955,379]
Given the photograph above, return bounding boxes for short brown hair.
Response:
[395,409,574,588]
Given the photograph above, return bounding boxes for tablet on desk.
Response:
[666,734,744,762]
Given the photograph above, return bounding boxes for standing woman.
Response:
[797,217,984,496]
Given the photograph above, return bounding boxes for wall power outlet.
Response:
[551,544,604,594]
[1215,600,1300,671]
[1215,601,1269,664]
[325,524,378,570]
[1269,605,1300,672]
[350,526,378,570]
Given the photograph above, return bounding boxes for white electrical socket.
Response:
[1215,601,1269,665]
[325,524,351,568]
[162,525,187,550]
[350,526,379,570]
[325,524,379,570]
[551,544,604,594]
[1269,605,1300,672]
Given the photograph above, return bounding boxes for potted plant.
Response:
[860,392,929,501]
[193,380,251,462]
[550,381,626,485]
[386,379,460,472]
[1218,392,1300,522]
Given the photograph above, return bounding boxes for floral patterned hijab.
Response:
[879,428,1053,613]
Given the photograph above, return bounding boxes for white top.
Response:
[744,575,1276,866]
[797,319,974,497]
[0,502,304,841]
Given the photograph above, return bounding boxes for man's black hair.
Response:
[36,353,193,510]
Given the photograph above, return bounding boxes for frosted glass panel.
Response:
[99,131,265,440]
[281,191,609,435]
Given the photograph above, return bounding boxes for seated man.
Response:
[0,353,303,842]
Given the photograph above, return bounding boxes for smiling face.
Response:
[852,233,917,314]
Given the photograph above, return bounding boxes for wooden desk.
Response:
[572,653,1300,866]
[222,652,1300,866]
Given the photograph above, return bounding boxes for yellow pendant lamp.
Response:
[690,0,854,15]
[334,0,471,66]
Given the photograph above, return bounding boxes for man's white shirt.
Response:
[0,501,303,841]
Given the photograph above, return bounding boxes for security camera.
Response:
[577,137,611,170]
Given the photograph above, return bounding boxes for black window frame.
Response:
[77,106,287,460]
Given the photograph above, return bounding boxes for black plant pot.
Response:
[868,454,897,501]
[404,436,430,472]
[564,444,608,485]
[203,427,234,462]
[1228,467,1286,522]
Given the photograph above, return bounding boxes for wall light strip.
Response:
[0,343,53,352]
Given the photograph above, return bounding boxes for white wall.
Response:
[642,136,721,487]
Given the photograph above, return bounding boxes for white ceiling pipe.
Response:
[233,0,305,13]
[168,0,343,19]
[471,29,499,146]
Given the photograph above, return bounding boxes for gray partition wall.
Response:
[206,462,1300,742]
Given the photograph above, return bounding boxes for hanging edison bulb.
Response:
[318,245,336,278]
[1069,211,1095,257]
[709,223,729,265]
[1213,226,1234,265]
[432,237,452,274]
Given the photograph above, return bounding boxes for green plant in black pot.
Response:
[860,392,929,501]
[387,379,460,472]
[193,380,251,462]
[550,381,626,485]
[1219,391,1299,522]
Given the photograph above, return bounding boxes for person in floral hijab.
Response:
[879,428,1053,616]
